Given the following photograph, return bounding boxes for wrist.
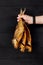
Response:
[35,16,43,24]
[28,16,33,24]
[35,16,39,24]
[30,16,33,24]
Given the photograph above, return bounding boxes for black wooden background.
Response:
[0,0,43,65]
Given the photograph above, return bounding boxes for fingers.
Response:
[17,14,24,22]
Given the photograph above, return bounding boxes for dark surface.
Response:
[0,0,43,65]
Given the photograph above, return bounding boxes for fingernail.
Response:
[17,20,19,22]
[17,17,18,19]
[18,15,20,16]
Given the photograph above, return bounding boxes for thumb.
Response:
[18,14,24,19]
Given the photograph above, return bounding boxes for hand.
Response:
[17,14,33,24]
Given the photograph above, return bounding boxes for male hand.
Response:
[17,14,33,24]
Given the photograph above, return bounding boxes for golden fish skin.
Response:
[20,44,25,52]
[22,30,26,45]
[12,32,23,49]
[26,29,31,46]
[12,38,19,49]
[12,19,25,49]
[19,30,26,52]
[14,19,24,39]
[26,45,32,52]
[27,35,32,46]
[24,23,32,46]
